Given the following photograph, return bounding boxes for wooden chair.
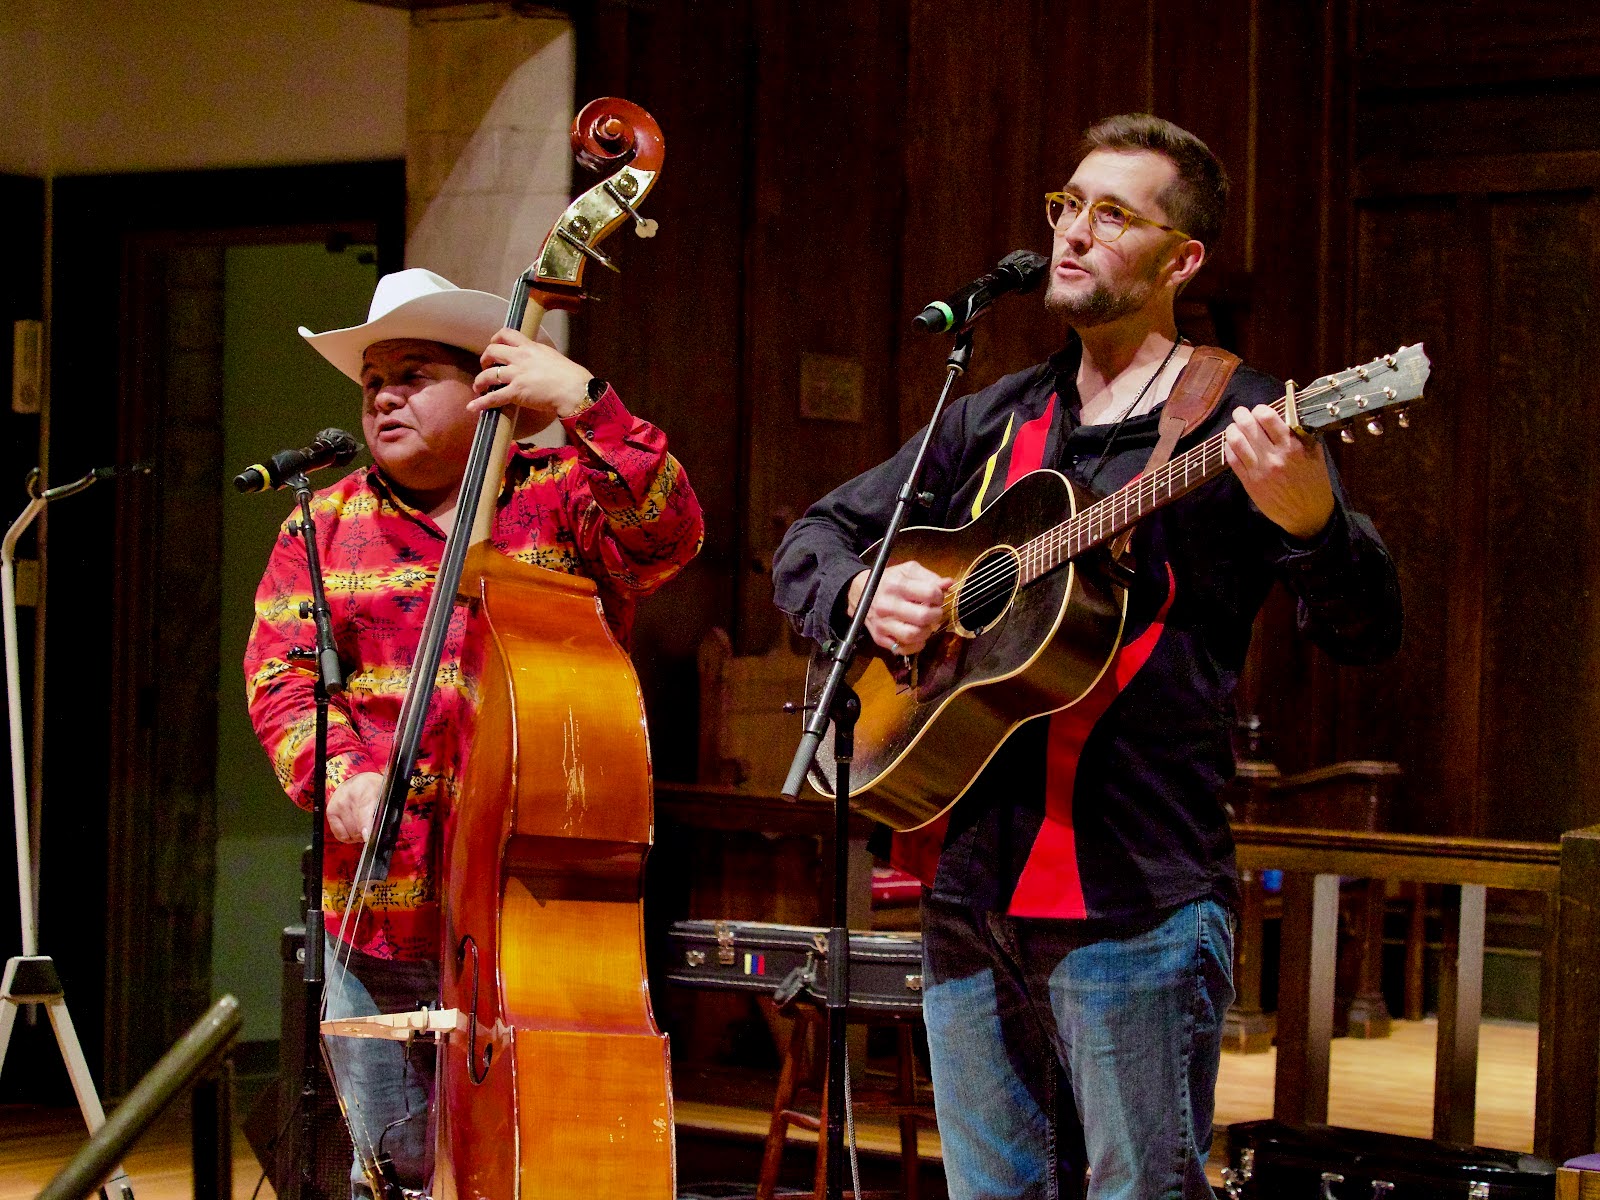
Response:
[1223,757,1409,1051]
[1558,1154,1600,1199]
[697,626,814,792]
[695,627,936,1197]
[757,1005,935,1200]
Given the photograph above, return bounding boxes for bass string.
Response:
[317,415,506,1195]
[935,381,1339,622]
[322,280,539,1192]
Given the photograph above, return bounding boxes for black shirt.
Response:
[773,341,1403,920]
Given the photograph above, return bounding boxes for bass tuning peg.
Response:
[604,177,660,239]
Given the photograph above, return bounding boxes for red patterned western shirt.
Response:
[243,386,703,959]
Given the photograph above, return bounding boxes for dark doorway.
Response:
[19,162,403,1100]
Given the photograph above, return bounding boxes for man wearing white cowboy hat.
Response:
[242,267,704,1196]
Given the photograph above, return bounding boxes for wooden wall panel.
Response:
[1340,180,1600,842]
[896,0,1162,443]
[1327,0,1600,839]
[734,0,910,653]
[1477,193,1600,840]
[1357,82,1600,163]
[1151,0,1255,282]
[572,2,755,776]
[105,238,225,1093]
[1340,197,1473,833]
[1357,0,1600,90]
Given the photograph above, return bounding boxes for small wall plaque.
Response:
[12,319,42,415]
[798,351,864,423]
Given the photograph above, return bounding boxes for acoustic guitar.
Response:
[804,344,1430,832]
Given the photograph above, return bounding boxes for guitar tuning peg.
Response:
[1366,416,1385,436]
[1340,428,1357,444]
[1396,409,1411,429]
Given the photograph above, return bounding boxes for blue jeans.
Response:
[921,897,1234,1200]
[321,943,439,1199]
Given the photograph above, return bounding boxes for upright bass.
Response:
[323,97,674,1200]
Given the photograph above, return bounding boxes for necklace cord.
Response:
[1083,336,1187,489]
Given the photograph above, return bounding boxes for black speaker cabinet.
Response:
[243,925,354,1200]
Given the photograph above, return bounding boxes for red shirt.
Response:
[244,387,703,958]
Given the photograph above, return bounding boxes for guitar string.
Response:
[918,367,1391,632]
[925,387,1301,625]
[932,381,1325,623]
[937,354,1412,621]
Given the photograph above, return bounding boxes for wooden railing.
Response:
[1235,822,1600,1161]
[655,782,1600,1161]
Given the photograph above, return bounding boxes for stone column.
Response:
[406,6,574,344]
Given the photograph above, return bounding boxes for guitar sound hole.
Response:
[952,546,1021,637]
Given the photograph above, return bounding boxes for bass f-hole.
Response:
[455,934,493,1085]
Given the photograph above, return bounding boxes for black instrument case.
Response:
[1225,1120,1555,1199]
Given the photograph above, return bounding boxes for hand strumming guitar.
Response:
[847,561,953,656]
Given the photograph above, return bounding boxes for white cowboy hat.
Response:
[299,268,509,382]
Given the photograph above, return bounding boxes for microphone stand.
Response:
[285,471,344,1200]
[2,464,148,1200]
[780,326,974,1200]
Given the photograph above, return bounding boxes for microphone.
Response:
[913,249,1049,333]
[234,428,361,493]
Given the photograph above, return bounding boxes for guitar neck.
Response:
[1018,387,1312,584]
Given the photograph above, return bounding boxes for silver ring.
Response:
[889,641,903,656]
[496,365,504,384]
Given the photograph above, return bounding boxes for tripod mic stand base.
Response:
[1,955,137,1200]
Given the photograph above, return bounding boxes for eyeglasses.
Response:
[1044,191,1190,244]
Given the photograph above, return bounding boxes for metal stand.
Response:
[283,471,345,1200]
[781,328,975,1200]
[2,465,147,1200]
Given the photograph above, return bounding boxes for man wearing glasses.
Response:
[773,115,1401,1198]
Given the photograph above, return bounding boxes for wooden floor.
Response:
[1,1018,1538,1199]
[1211,1017,1538,1152]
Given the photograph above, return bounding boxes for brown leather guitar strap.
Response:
[1109,343,1241,562]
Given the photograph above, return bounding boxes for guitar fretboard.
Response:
[1015,385,1326,586]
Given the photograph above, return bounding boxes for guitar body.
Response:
[435,546,673,1200]
[806,469,1127,832]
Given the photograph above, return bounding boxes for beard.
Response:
[1044,256,1164,327]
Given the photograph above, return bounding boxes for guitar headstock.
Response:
[1293,343,1430,442]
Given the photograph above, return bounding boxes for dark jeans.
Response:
[921,897,1234,1199]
